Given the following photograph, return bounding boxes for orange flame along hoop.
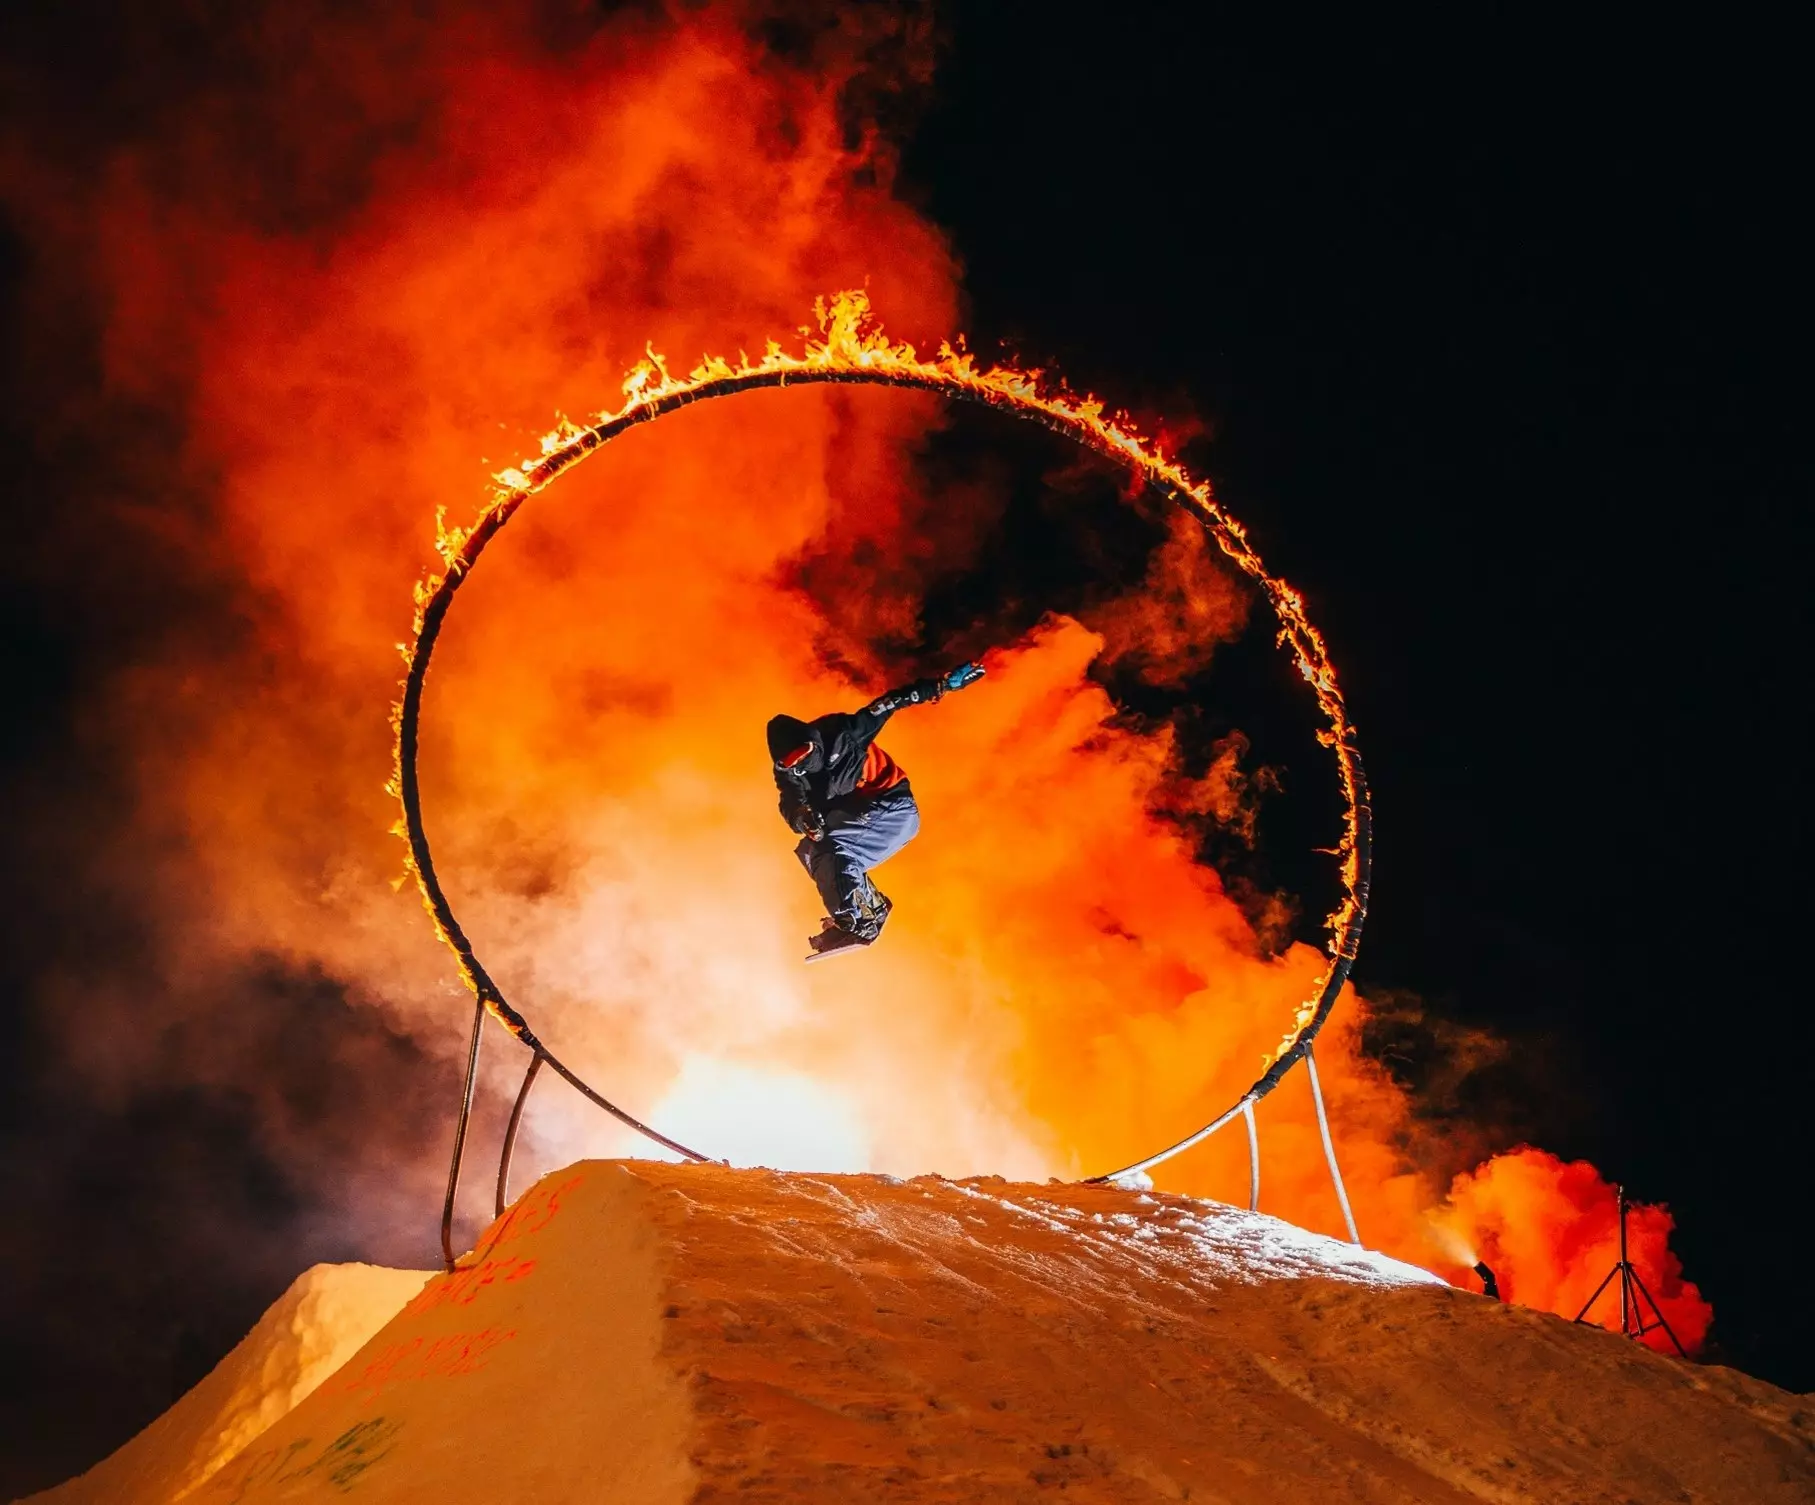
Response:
[394,293,1373,1268]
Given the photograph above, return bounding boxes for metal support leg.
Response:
[1305,1042,1360,1244]
[496,1051,545,1220]
[1089,1097,1251,1185]
[440,993,488,1271]
[1626,1264,1689,1358]
[1241,1098,1260,1212]
[1574,1262,1621,1323]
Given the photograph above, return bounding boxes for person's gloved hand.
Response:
[788,807,825,840]
[780,791,824,840]
[943,661,986,693]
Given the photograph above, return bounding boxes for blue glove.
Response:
[943,661,986,693]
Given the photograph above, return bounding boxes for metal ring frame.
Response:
[394,306,1373,1268]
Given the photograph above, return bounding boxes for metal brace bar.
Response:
[1305,1042,1360,1244]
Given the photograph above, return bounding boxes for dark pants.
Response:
[795,789,920,933]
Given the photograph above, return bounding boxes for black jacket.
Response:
[766,678,945,832]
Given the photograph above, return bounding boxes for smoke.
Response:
[1091,505,1253,687]
[0,14,1708,1483]
[1434,1150,1712,1353]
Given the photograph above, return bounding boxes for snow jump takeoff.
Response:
[767,662,987,962]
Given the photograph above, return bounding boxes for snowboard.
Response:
[804,926,875,964]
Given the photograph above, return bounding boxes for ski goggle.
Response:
[778,743,815,771]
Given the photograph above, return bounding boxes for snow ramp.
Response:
[28,1161,1812,1504]
[23,1263,430,1505]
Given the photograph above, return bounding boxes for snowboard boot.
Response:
[854,884,892,942]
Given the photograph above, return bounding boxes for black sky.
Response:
[1,4,1809,1494]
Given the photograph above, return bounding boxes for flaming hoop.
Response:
[394,293,1372,1266]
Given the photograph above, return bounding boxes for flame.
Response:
[395,288,1368,1079]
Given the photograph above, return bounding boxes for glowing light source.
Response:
[652,1058,872,1172]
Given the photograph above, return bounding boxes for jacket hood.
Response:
[766,714,823,773]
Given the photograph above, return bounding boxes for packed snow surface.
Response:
[29,1161,1812,1504]
[945,1178,1441,1291]
[23,1263,427,1505]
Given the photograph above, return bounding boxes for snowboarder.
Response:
[767,662,987,960]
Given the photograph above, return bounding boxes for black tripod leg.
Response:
[1574,1263,1621,1324]
[1627,1265,1690,1358]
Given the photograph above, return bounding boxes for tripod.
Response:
[1573,1183,1687,1357]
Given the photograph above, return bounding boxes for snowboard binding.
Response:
[804,886,891,963]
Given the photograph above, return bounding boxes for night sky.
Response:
[1,4,1807,1495]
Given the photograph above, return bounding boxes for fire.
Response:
[393,288,1369,1101]
[1,2,1710,1353]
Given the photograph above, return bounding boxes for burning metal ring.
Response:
[395,294,1371,1265]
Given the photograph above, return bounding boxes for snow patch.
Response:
[993,1187,1444,1292]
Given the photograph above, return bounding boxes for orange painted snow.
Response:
[28,1162,1810,1503]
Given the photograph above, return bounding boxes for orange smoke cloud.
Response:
[1431,1149,1711,1353]
[1,0,1710,1354]
[1090,505,1252,686]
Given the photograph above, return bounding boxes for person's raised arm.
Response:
[855,661,987,736]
